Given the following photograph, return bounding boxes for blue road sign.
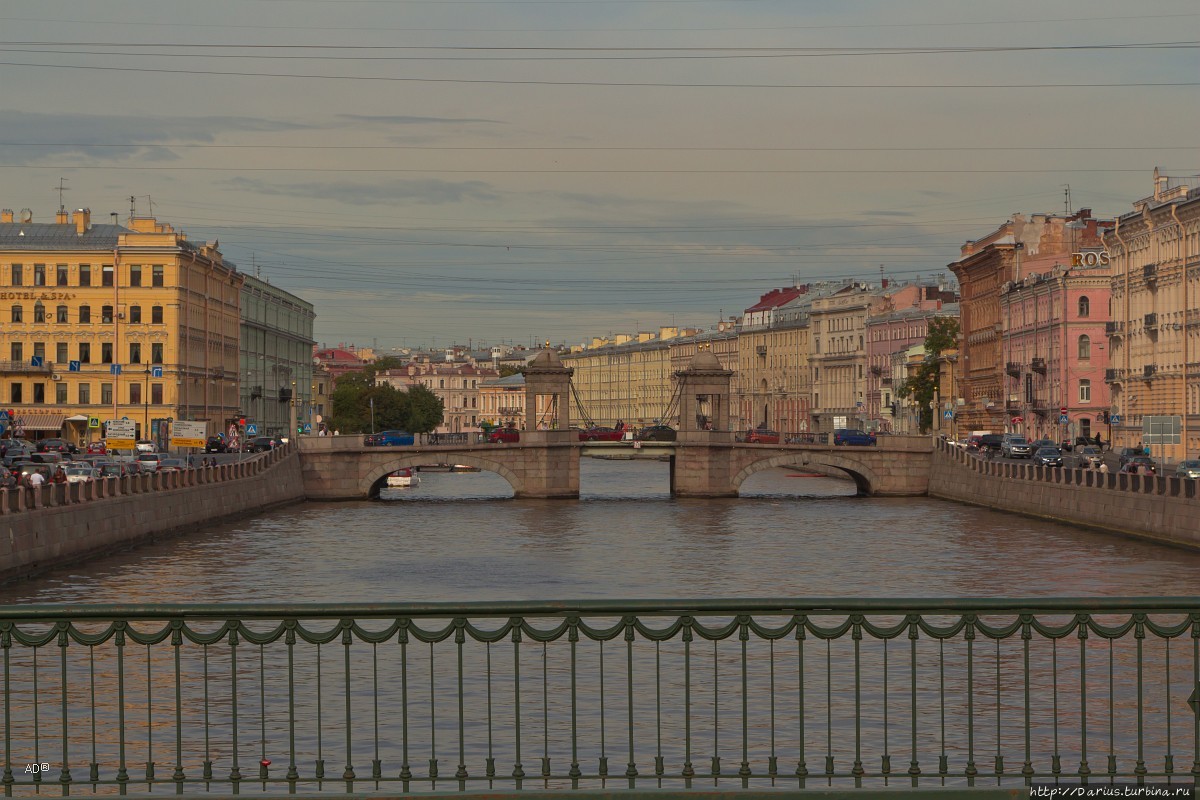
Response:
[302,423,312,433]
[246,423,258,436]
[110,364,122,376]
[69,360,81,372]
[943,410,953,419]
[30,355,44,367]
[1059,414,1070,424]
[151,366,164,378]
[1110,414,1121,424]
[0,410,8,422]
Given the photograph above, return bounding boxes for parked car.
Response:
[1001,435,1032,458]
[86,441,107,455]
[1117,447,1146,468]
[579,426,623,442]
[363,430,414,447]
[1175,460,1200,479]
[634,425,677,442]
[136,452,164,472]
[243,436,282,453]
[1075,446,1103,468]
[745,428,780,444]
[487,428,520,444]
[833,428,875,446]
[1031,447,1064,467]
[204,436,228,453]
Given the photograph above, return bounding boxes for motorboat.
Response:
[385,467,420,487]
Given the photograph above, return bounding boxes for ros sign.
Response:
[1071,251,1110,268]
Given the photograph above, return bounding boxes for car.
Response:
[745,428,780,444]
[1076,446,1103,468]
[13,463,53,484]
[135,440,157,453]
[243,436,282,453]
[1117,447,1146,468]
[363,430,414,447]
[64,466,100,483]
[86,441,107,455]
[157,458,189,472]
[136,452,164,472]
[29,452,64,465]
[1121,456,1157,475]
[98,463,128,479]
[487,428,520,444]
[833,428,876,446]
[634,425,677,442]
[1001,435,1032,458]
[1175,460,1200,479]
[37,438,77,454]
[978,433,1004,452]
[1030,439,1057,452]
[204,436,228,453]
[1031,447,1064,467]
[579,426,623,442]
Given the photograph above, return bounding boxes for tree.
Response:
[328,371,444,433]
[498,365,525,378]
[895,317,959,433]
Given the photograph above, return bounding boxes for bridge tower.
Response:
[521,347,579,498]
[672,347,738,496]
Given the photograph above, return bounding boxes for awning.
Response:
[10,413,67,431]
[65,414,90,422]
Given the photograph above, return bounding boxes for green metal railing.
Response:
[1,599,1198,795]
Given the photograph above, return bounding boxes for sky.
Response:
[2,0,1198,351]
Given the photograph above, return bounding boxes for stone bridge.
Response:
[296,434,932,499]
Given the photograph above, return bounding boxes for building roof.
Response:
[744,287,805,313]
[482,374,526,388]
[868,303,960,324]
[0,221,126,250]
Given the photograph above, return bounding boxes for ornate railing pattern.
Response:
[1,599,1198,795]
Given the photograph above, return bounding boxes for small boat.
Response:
[450,464,481,473]
[386,467,421,487]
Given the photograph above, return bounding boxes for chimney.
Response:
[73,208,91,235]
[56,207,69,224]
[0,209,11,223]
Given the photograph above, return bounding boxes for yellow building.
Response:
[0,207,242,444]
[1104,170,1200,459]
[564,330,677,427]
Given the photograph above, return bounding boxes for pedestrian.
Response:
[52,466,67,484]
[333,429,340,436]
[0,470,15,490]
[28,470,46,489]
[1098,462,1108,474]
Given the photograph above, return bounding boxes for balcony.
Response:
[869,365,882,376]
[1005,399,1022,412]
[1143,263,1157,283]
[1145,312,1158,329]
[1104,368,1121,382]
[1144,364,1157,379]
[755,345,767,356]
[0,360,52,374]
[1005,361,1022,377]
[1105,321,1122,336]
[881,377,892,386]
[1031,357,1047,374]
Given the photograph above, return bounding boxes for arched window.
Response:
[1078,334,1091,360]
[1078,296,1090,317]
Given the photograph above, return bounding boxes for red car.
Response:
[86,441,107,455]
[579,426,623,442]
[745,429,780,444]
[488,428,520,443]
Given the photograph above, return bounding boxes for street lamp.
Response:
[143,364,150,440]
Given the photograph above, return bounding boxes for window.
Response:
[101,343,113,364]
[129,305,141,324]
[151,384,163,405]
[33,264,46,286]
[78,383,91,404]
[1078,334,1091,360]
[56,342,68,363]
[10,304,21,323]
[129,265,142,287]
[100,383,112,405]
[33,342,44,361]
[102,265,114,287]
[33,302,45,323]
[151,305,163,324]
[10,264,22,286]
[102,305,113,324]
[152,265,164,287]
[9,384,21,403]
[151,343,163,364]
[79,264,91,287]
[78,343,91,363]
[56,383,67,404]
[129,343,141,364]
[56,305,68,323]
[10,342,22,361]
[32,383,45,403]
[1078,296,1090,317]
[129,383,141,405]
[1079,379,1092,403]
[56,264,68,286]
[79,305,91,324]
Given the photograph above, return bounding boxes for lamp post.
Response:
[288,380,297,442]
[143,364,150,440]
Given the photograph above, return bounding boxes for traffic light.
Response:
[238,418,246,427]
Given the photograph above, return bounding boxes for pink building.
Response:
[999,258,1113,443]
[865,298,959,430]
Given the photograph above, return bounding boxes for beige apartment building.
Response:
[1104,170,1200,459]
[0,207,242,443]
[737,287,813,434]
[376,360,499,433]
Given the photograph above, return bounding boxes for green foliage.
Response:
[498,365,526,378]
[328,372,444,434]
[897,317,960,433]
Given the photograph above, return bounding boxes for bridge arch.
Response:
[731,451,881,496]
[360,453,523,498]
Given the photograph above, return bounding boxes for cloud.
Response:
[221,177,500,205]
[336,114,505,126]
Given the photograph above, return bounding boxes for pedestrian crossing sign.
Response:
[943,410,953,419]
